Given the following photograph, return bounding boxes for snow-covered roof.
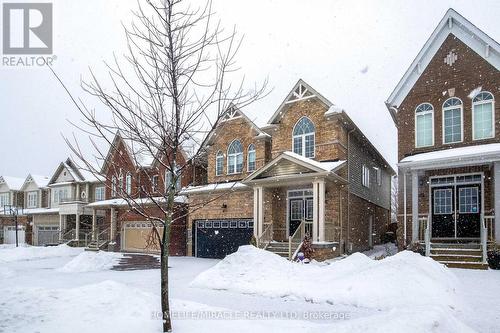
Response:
[30,175,50,188]
[86,196,186,208]
[0,207,59,216]
[386,8,500,123]
[180,181,248,195]
[0,176,26,191]
[399,143,500,169]
[281,151,346,172]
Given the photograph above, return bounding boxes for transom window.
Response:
[433,188,452,215]
[215,151,224,176]
[473,92,494,140]
[227,140,243,174]
[292,117,315,158]
[415,103,434,147]
[247,144,256,172]
[442,98,463,144]
[459,187,479,214]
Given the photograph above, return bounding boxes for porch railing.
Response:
[484,215,495,243]
[424,215,431,257]
[418,215,428,242]
[257,223,273,249]
[481,217,487,263]
[288,220,305,260]
[97,227,110,245]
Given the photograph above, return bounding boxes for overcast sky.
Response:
[1,0,499,178]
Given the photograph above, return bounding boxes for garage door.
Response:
[37,226,60,246]
[195,219,253,259]
[122,222,158,252]
[4,226,26,244]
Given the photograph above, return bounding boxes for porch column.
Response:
[253,187,259,238]
[495,162,500,243]
[75,213,80,241]
[59,214,64,241]
[312,179,325,242]
[411,171,419,242]
[110,207,116,242]
[92,209,97,241]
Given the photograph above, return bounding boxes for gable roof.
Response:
[101,132,155,173]
[267,79,334,124]
[386,8,500,124]
[48,158,101,185]
[20,174,50,191]
[0,176,26,191]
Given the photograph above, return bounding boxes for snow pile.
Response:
[58,251,123,273]
[363,243,398,259]
[191,246,463,311]
[0,244,82,263]
[0,266,15,279]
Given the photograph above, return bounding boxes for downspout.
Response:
[346,128,355,254]
[403,170,407,247]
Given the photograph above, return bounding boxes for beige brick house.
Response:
[386,9,500,268]
[184,80,394,260]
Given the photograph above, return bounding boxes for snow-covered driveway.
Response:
[0,245,499,332]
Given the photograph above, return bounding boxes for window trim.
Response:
[442,97,463,144]
[95,186,105,201]
[472,91,495,141]
[125,172,132,195]
[227,139,243,175]
[414,103,434,148]
[362,165,370,188]
[215,151,224,176]
[151,175,159,192]
[27,191,38,208]
[247,144,256,172]
[292,116,315,158]
[111,176,117,197]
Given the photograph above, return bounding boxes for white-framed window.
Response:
[111,176,117,197]
[442,97,463,144]
[415,103,434,148]
[472,92,495,140]
[215,151,224,176]
[433,188,453,215]
[118,171,124,192]
[165,165,181,191]
[227,139,243,174]
[27,191,38,208]
[362,165,370,188]
[95,186,105,201]
[53,188,68,204]
[459,187,479,214]
[151,175,159,192]
[374,167,381,186]
[290,200,304,220]
[247,144,256,172]
[292,116,315,158]
[0,192,10,207]
[125,173,132,195]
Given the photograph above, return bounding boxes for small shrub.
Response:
[487,250,500,270]
[250,235,257,247]
[301,234,315,259]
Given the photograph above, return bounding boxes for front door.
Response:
[289,199,304,237]
[456,185,480,238]
[431,187,455,238]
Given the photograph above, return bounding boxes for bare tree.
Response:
[51,0,267,331]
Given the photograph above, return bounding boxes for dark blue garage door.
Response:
[195,219,253,259]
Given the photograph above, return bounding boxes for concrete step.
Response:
[430,254,483,262]
[439,261,488,270]
[431,248,483,256]
[431,243,481,250]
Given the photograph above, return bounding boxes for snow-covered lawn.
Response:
[0,245,499,333]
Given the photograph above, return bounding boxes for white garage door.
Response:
[122,222,161,252]
[4,226,26,244]
[37,226,60,246]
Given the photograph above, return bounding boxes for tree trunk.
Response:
[161,218,172,332]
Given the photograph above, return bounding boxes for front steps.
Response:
[430,242,488,270]
[265,242,291,258]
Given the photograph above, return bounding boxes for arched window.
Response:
[415,103,434,147]
[215,151,224,176]
[111,176,117,197]
[125,173,132,195]
[293,117,315,158]
[442,97,463,144]
[247,144,256,172]
[227,140,243,174]
[473,92,495,140]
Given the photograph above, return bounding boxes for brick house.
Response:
[86,132,201,255]
[0,175,28,244]
[385,9,500,268]
[183,80,394,260]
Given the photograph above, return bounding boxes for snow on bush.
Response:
[58,251,123,272]
[0,244,82,263]
[191,246,463,311]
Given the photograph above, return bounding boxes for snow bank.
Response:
[363,243,398,259]
[0,244,82,263]
[191,246,463,311]
[0,266,15,279]
[58,251,123,273]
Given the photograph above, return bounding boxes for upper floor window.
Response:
[215,151,224,176]
[442,98,463,144]
[473,92,495,140]
[27,191,38,208]
[111,176,117,197]
[118,171,124,191]
[165,165,181,191]
[415,103,434,148]
[362,165,370,188]
[247,144,256,172]
[293,117,315,158]
[53,188,68,203]
[373,167,381,186]
[125,173,132,195]
[151,175,159,192]
[227,140,243,174]
[95,186,105,201]
[0,192,9,207]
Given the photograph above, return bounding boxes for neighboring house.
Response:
[86,132,199,254]
[0,176,28,244]
[386,9,500,268]
[183,80,394,260]
[29,158,106,246]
